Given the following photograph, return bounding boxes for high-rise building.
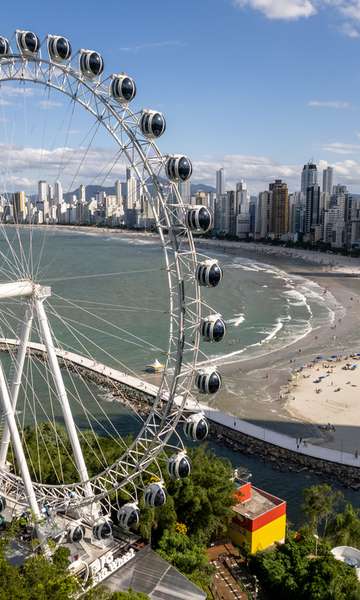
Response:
[305,184,321,234]
[269,180,288,237]
[115,179,121,201]
[179,180,191,204]
[38,180,47,202]
[38,180,49,221]
[13,191,26,223]
[216,168,225,198]
[78,184,86,203]
[322,166,333,195]
[255,191,272,239]
[235,180,250,214]
[54,180,63,205]
[126,168,138,210]
[301,162,318,195]
[288,192,304,234]
[249,196,257,234]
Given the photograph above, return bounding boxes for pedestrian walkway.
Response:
[1,337,359,470]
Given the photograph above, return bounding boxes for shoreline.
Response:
[6,224,360,453]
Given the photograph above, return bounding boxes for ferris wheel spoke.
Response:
[47,302,148,378]
[44,301,145,433]
[0,306,73,484]
[44,303,145,427]
[50,292,166,353]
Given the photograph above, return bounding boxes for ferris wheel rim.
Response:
[0,49,203,509]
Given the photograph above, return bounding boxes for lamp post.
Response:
[314,533,319,557]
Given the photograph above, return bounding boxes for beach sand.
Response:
[286,356,360,432]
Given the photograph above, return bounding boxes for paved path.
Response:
[1,337,359,470]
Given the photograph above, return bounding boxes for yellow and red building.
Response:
[229,480,286,554]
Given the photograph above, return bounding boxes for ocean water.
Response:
[0,227,340,372]
[0,227,357,521]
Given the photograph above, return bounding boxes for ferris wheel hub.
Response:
[0,281,51,300]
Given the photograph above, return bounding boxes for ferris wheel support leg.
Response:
[0,360,49,555]
[0,302,34,468]
[34,297,95,505]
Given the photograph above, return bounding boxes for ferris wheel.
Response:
[0,30,226,549]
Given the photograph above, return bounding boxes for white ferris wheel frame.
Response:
[0,46,206,515]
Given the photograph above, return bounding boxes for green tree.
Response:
[301,484,343,536]
[157,528,214,592]
[166,446,235,544]
[250,531,360,600]
[303,552,360,600]
[327,503,360,548]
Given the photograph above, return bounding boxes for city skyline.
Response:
[4,157,359,252]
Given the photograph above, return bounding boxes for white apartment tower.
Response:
[38,180,49,222]
[179,180,191,205]
[322,166,334,195]
[54,180,63,205]
[236,180,250,214]
[78,184,86,203]
[126,168,138,210]
[216,168,225,198]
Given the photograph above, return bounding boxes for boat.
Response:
[145,359,165,373]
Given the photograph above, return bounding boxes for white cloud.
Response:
[191,151,360,193]
[0,85,34,97]
[0,143,128,193]
[234,0,360,36]
[322,142,360,154]
[338,21,360,37]
[338,1,360,21]
[308,100,351,108]
[38,100,62,110]
[4,144,360,195]
[233,0,316,20]
[192,154,300,192]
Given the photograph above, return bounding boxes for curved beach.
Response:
[195,240,360,454]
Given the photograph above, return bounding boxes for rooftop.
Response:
[232,482,285,520]
[104,545,206,600]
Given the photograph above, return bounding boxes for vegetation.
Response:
[13,423,133,484]
[250,532,360,600]
[301,483,343,537]
[157,529,214,591]
[6,427,235,598]
[249,484,360,600]
[138,445,234,595]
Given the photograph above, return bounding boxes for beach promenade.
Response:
[1,337,359,471]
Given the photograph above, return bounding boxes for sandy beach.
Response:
[286,355,360,431]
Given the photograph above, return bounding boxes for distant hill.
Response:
[191,183,216,194]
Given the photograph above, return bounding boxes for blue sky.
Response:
[1,0,360,193]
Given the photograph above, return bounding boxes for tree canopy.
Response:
[250,532,360,600]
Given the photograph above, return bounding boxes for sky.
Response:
[1,0,360,193]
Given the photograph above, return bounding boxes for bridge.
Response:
[0,337,359,471]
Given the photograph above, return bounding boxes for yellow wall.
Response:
[229,514,286,554]
[250,514,286,553]
[229,522,251,548]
